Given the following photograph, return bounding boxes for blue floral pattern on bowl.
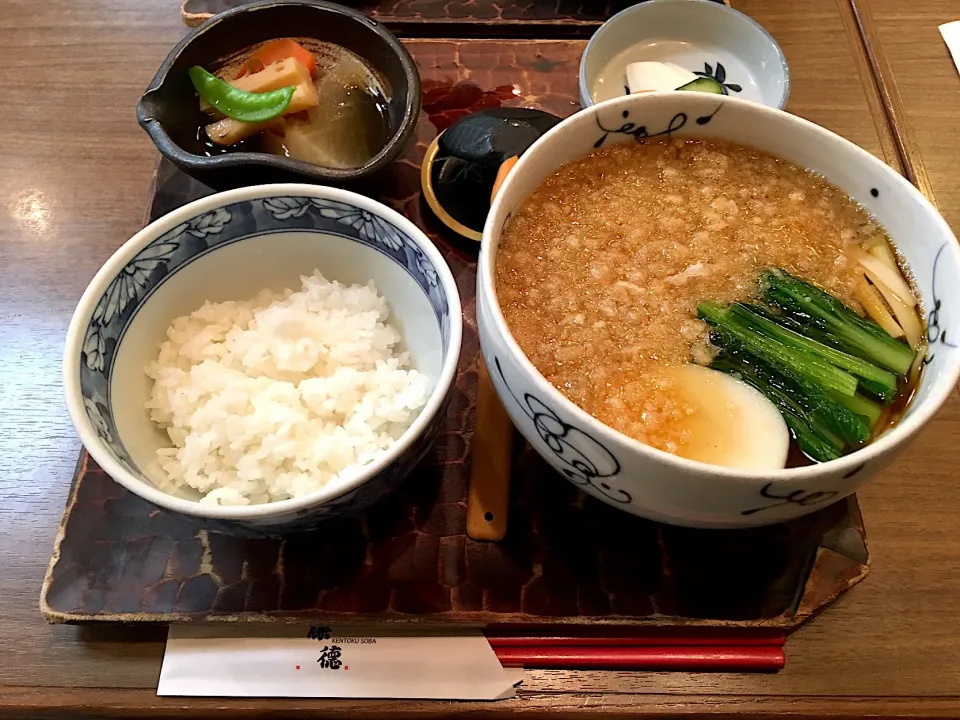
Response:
[76,196,451,533]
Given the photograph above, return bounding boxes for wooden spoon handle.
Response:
[467,155,519,542]
[467,358,514,541]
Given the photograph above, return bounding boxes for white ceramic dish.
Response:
[478,92,960,529]
[579,0,789,110]
[63,184,462,536]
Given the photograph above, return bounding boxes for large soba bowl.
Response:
[477,92,960,529]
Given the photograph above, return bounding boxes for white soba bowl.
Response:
[64,184,462,536]
[478,92,960,529]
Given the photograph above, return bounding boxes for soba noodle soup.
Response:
[495,138,923,469]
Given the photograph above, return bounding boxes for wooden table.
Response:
[852,0,960,226]
[1,0,959,716]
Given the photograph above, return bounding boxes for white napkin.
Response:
[939,21,960,76]
[158,624,521,700]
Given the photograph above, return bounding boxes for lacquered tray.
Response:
[42,39,869,627]
[180,0,728,33]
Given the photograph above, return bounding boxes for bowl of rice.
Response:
[63,184,462,535]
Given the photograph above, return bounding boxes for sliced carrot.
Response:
[251,39,317,78]
[234,40,317,79]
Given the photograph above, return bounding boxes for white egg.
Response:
[664,364,790,470]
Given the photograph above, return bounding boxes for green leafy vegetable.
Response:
[698,300,859,397]
[701,268,915,463]
[726,303,898,402]
[708,333,870,451]
[828,389,883,427]
[761,268,915,375]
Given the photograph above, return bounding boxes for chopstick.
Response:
[487,630,786,671]
[493,645,785,671]
[488,630,786,648]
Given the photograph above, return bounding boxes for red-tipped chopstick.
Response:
[493,645,785,672]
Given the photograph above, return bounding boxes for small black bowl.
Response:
[136,0,421,189]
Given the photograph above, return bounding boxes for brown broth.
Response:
[495,138,922,465]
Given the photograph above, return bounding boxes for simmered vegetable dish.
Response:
[190,38,390,169]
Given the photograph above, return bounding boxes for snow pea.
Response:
[188,66,295,123]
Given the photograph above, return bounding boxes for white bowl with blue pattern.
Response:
[63,184,462,536]
[478,92,960,529]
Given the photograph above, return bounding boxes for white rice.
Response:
[145,270,429,506]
